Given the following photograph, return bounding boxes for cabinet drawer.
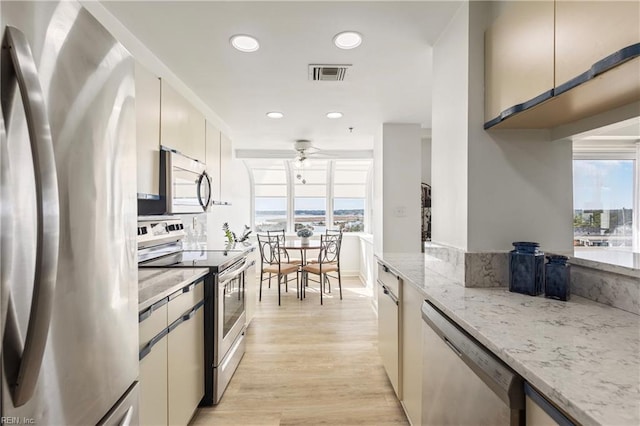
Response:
[139,302,167,350]
[168,279,204,324]
[377,262,400,296]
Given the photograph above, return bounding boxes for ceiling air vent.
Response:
[308,64,351,81]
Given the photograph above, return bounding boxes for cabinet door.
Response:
[205,121,221,201]
[401,283,422,426]
[160,80,206,163]
[484,1,555,122]
[135,63,161,197]
[377,280,400,397]
[168,307,204,426]
[140,338,168,426]
[139,303,168,426]
[245,251,258,325]
[555,1,640,86]
[220,132,232,201]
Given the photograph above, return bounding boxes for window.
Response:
[247,159,373,234]
[332,160,370,232]
[573,159,635,250]
[293,160,327,233]
[249,160,288,232]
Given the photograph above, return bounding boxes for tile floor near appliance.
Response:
[191,277,408,425]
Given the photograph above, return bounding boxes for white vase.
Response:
[301,237,309,245]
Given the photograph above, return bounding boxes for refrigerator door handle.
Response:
[0,109,10,348]
[2,26,60,407]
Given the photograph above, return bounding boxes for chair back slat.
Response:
[318,234,341,264]
[266,229,290,262]
[257,234,282,265]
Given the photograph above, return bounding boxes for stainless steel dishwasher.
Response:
[421,300,525,426]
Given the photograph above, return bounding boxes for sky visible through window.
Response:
[573,160,633,210]
[573,159,635,249]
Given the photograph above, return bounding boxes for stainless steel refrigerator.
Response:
[0,1,139,424]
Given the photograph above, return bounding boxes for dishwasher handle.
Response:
[421,300,524,410]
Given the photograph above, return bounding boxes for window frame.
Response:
[572,142,638,252]
[247,159,372,234]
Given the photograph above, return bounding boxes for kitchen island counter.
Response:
[138,268,209,312]
[376,252,640,426]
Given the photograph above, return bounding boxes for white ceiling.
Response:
[100,1,461,151]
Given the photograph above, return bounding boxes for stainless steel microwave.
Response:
[160,149,212,213]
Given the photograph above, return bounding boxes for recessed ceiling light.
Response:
[333,31,362,50]
[266,112,284,119]
[326,112,343,119]
[230,34,260,52]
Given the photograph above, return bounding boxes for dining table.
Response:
[282,240,322,266]
[282,240,323,298]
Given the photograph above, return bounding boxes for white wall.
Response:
[431,2,470,250]
[422,138,432,185]
[381,123,422,253]
[431,1,574,253]
[207,157,252,246]
[373,127,384,254]
[466,1,573,252]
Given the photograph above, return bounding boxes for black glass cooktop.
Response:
[139,249,246,272]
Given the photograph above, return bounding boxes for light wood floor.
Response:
[191,277,409,426]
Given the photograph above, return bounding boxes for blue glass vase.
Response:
[545,255,571,301]
[509,242,544,296]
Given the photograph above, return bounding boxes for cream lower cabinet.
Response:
[139,303,169,426]
[138,280,205,426]
[377,262,401,398]
[245,250,258,325]
[401,282,423,425]
[168,306,204,426]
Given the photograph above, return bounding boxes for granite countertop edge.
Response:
[138,268,210,312]
[375,252,640,426]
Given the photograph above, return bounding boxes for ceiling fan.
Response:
[292,139,329,184]
[292,139,329,168]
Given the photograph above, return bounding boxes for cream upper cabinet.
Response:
[160,80,206,163]
[205,121,221,202]
[555,1,640,87]
[135,62,161,197]
[484,1,555,122]
[220,132,233,201]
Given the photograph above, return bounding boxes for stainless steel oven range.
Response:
[137,216,254,405]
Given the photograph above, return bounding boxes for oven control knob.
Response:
[167,224,175,231]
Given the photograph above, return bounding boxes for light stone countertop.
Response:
[376,252,640,426]
[138,268,209,312]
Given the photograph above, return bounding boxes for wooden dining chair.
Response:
[257,234,300,306]
[301,234,342,305]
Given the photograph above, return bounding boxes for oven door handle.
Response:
[218,259,253,283]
